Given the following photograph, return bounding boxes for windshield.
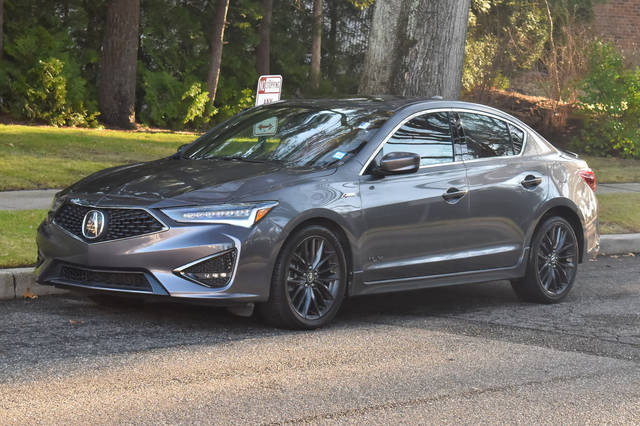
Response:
[182,105,392,168]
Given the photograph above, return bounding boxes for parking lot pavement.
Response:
[0,256,638,424]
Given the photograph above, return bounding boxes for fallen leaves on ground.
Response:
[22,288,38,299]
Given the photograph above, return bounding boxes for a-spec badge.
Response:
[82,210,106,239]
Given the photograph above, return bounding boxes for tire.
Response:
[88,294,144,307]
[258,225,348,329]
[511,216,579,303]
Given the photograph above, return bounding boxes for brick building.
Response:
[593,0,640,61]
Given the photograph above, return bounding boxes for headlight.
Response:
[161,202,278,228]
[49,194,64,212]
[47,194,64,221]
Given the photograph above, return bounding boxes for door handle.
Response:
[521,175,543,189]
[442,187,467,203]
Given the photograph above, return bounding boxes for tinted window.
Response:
[457,112,513,159]
[382,112,454,166]
[509,124,525,155]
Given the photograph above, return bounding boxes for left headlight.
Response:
[47,194,64,221]
[161,202,278,228]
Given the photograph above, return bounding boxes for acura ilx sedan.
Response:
[36,97,599,329]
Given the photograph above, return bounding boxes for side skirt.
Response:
[349,248,529,297]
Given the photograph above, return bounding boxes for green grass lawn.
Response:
[0,209,47,268]
[597,193,640,235]
[1,194,638,268]
[0,124,197,191]
[583,156,640,183]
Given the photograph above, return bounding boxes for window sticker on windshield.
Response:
[253,117,278,137]
[332,151,346,160]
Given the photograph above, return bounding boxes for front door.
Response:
[359,111,470,284]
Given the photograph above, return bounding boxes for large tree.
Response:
[98,0,140,128]
[310,0,323,89]
[359,0,471,99]
[256,0,273,75]
[207,0,230,104]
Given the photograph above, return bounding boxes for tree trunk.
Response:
[207,0,230,104]
[98,0,140,128]
[310,0,323,89]
[256,0,273,75]
[359,0,471,99]
[0,0,4,61]
[327,0,337,81]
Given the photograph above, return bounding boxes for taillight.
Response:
[579,170,596,192]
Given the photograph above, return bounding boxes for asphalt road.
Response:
[1,255,638,424]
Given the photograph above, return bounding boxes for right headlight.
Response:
[161,201,278,228]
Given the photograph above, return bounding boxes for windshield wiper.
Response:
[223,156,265,163]
[212,156,270,164]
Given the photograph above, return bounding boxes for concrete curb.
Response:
[1,234,638,301]
[599,233,640,256]
[0,268,68,300]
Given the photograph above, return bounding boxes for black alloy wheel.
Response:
[286,235,341,320]
[512,216,579,303]
[259,225,347,329]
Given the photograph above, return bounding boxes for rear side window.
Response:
[456,112,514,159]
[509,124,525,155]
[382,112,454,166]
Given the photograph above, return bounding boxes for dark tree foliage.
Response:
[1,0,4,61]
[0,0,377,129]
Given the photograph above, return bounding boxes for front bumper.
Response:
[35,216,277,304]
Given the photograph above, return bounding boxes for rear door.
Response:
[452,110,550,270]
[359,111,470,283]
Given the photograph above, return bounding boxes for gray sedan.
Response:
[36,97,599,329]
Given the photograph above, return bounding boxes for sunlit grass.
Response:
[597,193,640,234]
[0,124,198,190]
[0,209,47,268]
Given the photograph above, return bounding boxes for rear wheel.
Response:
[259,225,347,329]
[512,216,579,303]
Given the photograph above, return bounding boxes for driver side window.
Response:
[381,112,455,167]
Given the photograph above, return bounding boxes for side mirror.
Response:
[374,152,420,175]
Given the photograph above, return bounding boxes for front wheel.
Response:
[258,225,348,329]
[511,216,579,303]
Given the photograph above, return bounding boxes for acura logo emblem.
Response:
[82,210,105,239]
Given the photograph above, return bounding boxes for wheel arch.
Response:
[529,200,585,263]
[279,211,356,295]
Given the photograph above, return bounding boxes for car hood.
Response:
[62,158,335,207]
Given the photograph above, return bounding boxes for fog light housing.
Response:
[175,249,237,288]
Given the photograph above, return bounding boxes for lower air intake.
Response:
[60,265,152,292]
[177,249,237,288]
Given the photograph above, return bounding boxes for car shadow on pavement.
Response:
[0,279,524,377]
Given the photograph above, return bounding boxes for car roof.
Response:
[270,96,430,112]
[271,97,521,121]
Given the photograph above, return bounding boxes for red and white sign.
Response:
[255,75,283,106]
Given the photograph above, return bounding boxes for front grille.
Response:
[53,203,165,242]
[177,249,237,288]
[60,265,152,292]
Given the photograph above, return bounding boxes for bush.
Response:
[140,70,218,130]
[571,41,640,158]
[0,27,99,127]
